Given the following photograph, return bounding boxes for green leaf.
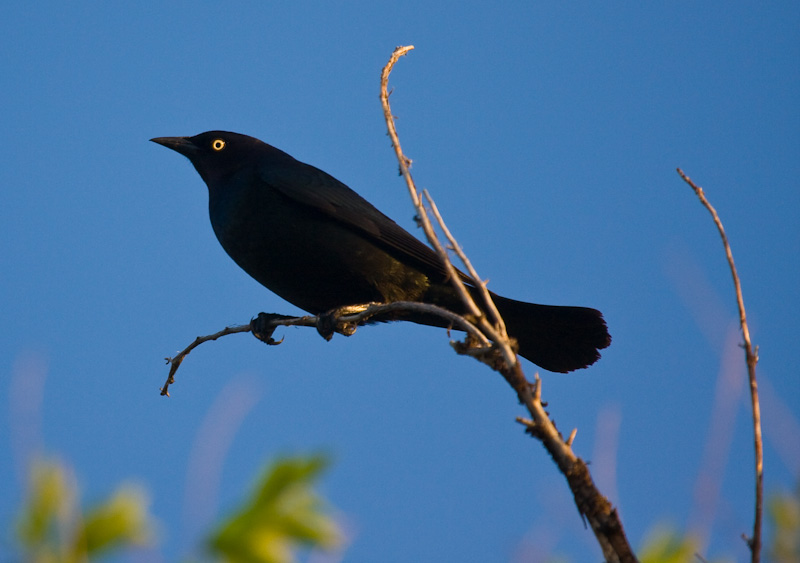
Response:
[209,454,341,563]
[639,523,699,563]
[74,485,153,558]
[16,459,76,558]
[15,458,156,563]
[768,485,800,563]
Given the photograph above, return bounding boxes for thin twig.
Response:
[423,190,507,334]
[380,46,514,367]
[380,48,479,315]
[381,46,637,563]
[162,324,252,396]
[566,428,578,448]
[161,301,490,397]
[422,191,515,365]
[677,168,762,562]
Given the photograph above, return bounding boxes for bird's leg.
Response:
[251,313,296,345]
[316,304,373,340]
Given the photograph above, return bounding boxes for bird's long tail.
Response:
[489,293,611,373]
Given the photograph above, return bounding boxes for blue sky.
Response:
[2,2,798,561]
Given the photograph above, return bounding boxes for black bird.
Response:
[151,131,610,372]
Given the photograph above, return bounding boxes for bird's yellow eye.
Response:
[211,139,226,151]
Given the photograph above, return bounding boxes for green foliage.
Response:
[639,524,700,563]
[208,454,341,563]
[768,485,800,563]
[15,459,153,562]
[18,454,794,562]
[14,454,340,562]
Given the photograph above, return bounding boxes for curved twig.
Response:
[162,324,252,396]
[677,168,762,562]
[380,46,516,367]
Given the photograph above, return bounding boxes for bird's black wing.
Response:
[259,160,470,283]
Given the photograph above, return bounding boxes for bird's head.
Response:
[151,131,270,186]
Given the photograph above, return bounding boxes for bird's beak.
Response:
[150,136,198,158]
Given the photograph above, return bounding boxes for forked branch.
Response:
[380,45,637,563]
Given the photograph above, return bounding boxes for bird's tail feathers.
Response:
[489,293,611,373]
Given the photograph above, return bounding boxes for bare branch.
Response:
[161,301,490,397]
[677,168,762,562]
[380,47,516,369]
[381,46,637,562]
[421,190,516,366]
[162,324,251,396]
[422,191,507,334]
[380,48,483,317]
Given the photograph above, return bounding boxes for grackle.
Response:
[151,131,610,372]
